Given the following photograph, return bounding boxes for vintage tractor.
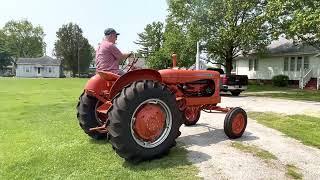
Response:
[76,54,247,162]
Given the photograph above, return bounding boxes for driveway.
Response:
[178,96,320,180]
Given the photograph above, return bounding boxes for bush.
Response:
[272,75,289,87]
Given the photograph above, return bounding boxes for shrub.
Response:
[272,75,289,87]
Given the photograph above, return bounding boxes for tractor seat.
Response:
[97,71,120,81]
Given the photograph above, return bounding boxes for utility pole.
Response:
[196,41,200,70]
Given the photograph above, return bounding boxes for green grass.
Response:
[231,142,277,161]
[286,164,303,179]
[248,112,320,149]
[245,84,320,102]
[0,78,199,179]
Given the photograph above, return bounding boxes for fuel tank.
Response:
[158,69,220,84]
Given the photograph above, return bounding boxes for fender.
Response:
[109,69,162,99]
[84,72,120,101]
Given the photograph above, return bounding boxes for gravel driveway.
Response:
[178,96,320,180]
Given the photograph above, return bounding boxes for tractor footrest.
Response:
[89,124,108,134]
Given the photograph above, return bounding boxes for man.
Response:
[95,28,132,75]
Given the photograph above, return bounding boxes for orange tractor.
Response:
[76,54,247,162]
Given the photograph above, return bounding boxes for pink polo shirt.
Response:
[95,40,123,74]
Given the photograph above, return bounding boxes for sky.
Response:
[0,0,168,56]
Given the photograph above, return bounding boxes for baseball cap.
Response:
[104,28,120,36]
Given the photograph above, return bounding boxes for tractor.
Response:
[76,54,247,162]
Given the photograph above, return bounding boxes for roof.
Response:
[17,56,61,65]
[266,37,319,56]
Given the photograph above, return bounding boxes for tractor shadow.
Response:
[179,123,258,148]
[176,123,259,164]
[122,142,205,170]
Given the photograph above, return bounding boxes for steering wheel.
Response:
[120,52,139,72]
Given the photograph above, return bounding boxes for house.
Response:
[235,37,320,89]
[16,56,62,78]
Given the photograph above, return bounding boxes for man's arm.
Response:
[111,45,132,61]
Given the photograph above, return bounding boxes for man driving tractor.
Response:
[95,28,132,75]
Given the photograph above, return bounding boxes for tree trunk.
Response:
[225,47,234,76]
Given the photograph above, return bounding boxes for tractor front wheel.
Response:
[107,80,183,162]
[76,92,108,140]
[224,107,247,139]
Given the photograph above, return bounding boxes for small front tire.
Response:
[224,107,247,139]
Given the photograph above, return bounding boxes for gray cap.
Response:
[104,28,120,36]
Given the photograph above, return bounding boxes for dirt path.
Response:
[178,96,320,180]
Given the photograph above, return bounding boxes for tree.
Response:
[0,31,13,71]
[1,20,45,63]
[267,0,320,49]
[167,0,272,75]
[135,19,199,69]
[135,22,164,58]
[54,23,94,77]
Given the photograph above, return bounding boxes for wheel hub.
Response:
[134,104,166,141]
[232,113,245,134]
[131,99,172,148]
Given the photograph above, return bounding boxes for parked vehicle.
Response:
[208,68,248,96]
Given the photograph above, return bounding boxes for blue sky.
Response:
[0,0,168,56]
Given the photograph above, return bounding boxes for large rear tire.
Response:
[108,80,183,162]
[224,107,247,139]
[76,92,108,140]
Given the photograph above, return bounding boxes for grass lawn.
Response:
[0,78,198,179]
[248,112,320,149]
[245,84,320,102]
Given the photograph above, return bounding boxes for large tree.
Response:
[268,0,320,49]
[1,20,45,62]
[135,19,198,69]
[54,23,94,77]
[168,0,272,75]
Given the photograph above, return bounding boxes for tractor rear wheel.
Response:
[107,80,183,162]
[76,92,108,140]
[224,107,247,139]
[183,107,201,126]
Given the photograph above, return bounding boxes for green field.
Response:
[249,112,320,149]
[0,78,198,179]
[245,84,320,102]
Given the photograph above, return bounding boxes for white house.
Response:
[234,37,320,88]
[16,56,62,78]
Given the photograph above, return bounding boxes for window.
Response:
[297,57,302,71]
[49,67,52,73]
[26,67,30,72]
[304,56,309,69]
[249,59,253,71]
[290,57,295,71]
[284,57,289,71]
[254,59,259,71]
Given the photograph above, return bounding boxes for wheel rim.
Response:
[232,113,245,134]
[184,107,200,122]
[95,101,107,124]
[131,99,172,148]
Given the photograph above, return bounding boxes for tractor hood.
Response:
[158,69,220,84]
